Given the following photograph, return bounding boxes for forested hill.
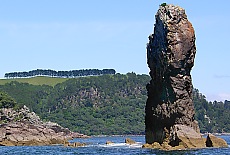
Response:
[0,73,229,135]
[4,69,116,78]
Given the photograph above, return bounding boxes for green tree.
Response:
[0,91,16,108]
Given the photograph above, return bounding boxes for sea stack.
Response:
[144,4,227,150]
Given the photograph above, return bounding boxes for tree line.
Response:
[4,69,116,78]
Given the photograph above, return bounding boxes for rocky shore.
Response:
[0,105,88,146]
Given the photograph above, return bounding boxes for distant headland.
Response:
[4,69,116,79]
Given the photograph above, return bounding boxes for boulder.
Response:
[169,125,206,149]
[106,141,113,145]
[206,134,228,148]
[64,141,70,147]
[142,142,161,149]
[125,138,136,145]
[64,141,86,147]
[73,142,86,147]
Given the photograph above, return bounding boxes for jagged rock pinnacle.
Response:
[145,4,201,149]
[144,4,228,150]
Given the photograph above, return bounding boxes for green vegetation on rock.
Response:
[0,73,229,135]
[160,3,167,7]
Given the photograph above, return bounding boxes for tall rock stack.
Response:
[144,4,227,150]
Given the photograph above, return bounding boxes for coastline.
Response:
[91,134,230,137]
[201,133,230,136]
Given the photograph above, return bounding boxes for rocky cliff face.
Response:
[145,4,227,150]
[0,105,88,146]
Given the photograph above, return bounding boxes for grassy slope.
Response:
[0,76,69,87]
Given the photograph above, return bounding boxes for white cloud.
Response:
[206,93,230,102]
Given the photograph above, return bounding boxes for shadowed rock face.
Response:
[145,4,199,145]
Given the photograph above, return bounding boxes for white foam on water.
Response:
[129,143,143,148]
[98,142,142,148]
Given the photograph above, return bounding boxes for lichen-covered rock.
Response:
[145,4,227,150]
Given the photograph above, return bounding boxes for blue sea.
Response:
[0,135,229,155]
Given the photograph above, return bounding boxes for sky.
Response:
[0,0,229,102]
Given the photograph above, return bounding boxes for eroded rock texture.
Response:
[145,4,228,150]
[145,4,200,147]
[0,105,88,146]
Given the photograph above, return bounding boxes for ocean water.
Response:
[0,135,229,155]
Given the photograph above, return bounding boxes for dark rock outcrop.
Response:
[0,105,88,146]
[144,4,227,150]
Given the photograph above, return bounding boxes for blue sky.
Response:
[0,0,229,101]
